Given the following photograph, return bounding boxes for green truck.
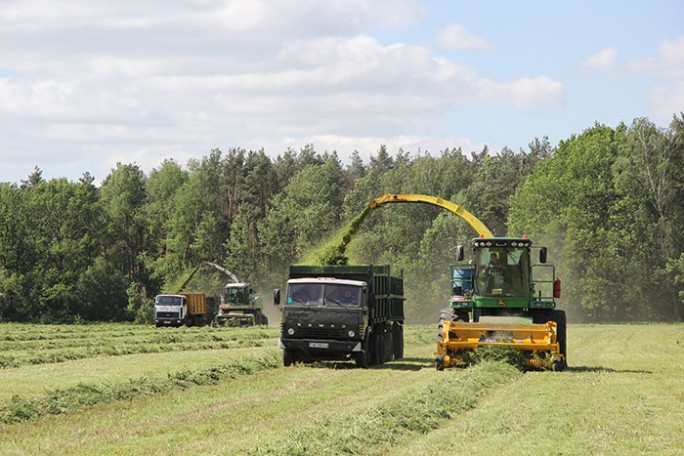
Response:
[274,265,405,368]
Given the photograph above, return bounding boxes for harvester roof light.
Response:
[511,242,517,246]
[486,242,492,246]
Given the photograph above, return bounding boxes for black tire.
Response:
[551,309,567,368]
[437,307,452,342]
[355,350,370,368]
[531,309,552,324]
[393,324,404,360]
[438,307,467,342]
[372,331,385,365]
[260,314,269,326]
[435,355,445,371]
[283,349,293,367]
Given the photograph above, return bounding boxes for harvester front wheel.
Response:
[438,308,467,341]
[435,355,445,371]
[551,309,567,369]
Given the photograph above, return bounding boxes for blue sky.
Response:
[1,0,682,184]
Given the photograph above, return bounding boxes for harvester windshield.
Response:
[474,246,530,297]
[226,287,249,305]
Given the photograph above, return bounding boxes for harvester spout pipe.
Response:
[369,193,494,238]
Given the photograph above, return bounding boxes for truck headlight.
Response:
[348,330,355,338]
[287,328,295,336]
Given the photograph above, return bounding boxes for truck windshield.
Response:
[156,296,183,306]
[474,247,530,297]
[286,283,361,307]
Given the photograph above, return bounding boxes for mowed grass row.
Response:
[0,323,165,341]
[0,330,445,454]
[395,323,684,455]
[1,324,682,455]
[0,325,436,426]
[0,324,279,368]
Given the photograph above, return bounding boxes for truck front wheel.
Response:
[354,350,370,368]
[283,350,294,367]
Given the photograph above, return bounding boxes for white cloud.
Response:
[582,37,684,78]
[626,36,684,78]
[581,48,618,70]
[645,80,684,118]
[437,24,493,51]
[476,76,565,108]
[0,1,568,183]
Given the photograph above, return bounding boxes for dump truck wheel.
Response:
[355,350,370,368]
[283,350,294,367]
[370,329,385,365]
[435,355,445,371]
[393,324,404,360]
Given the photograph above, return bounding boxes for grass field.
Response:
[0,323,682,455]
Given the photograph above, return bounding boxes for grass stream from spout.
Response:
[302,206,372,266]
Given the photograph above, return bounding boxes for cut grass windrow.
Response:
[0,325,279,368]
[250,361,521,455]
[0,337,276,369]
[0,350,281,425]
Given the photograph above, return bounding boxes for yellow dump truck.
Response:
[154,292,217,327]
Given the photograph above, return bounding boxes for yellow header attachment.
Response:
[369,193,494,238]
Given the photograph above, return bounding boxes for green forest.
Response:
[1,116,683,324]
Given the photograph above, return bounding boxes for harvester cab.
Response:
[214,283,269,326]
[436,236,567,371]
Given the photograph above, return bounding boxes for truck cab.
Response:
[277,277,368,365]
[275,264,404,368]
[154,294,187,327]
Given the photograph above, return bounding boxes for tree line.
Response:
[1,116,682,324]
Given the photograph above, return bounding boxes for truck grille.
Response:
[157,311,180,319]
[282,323,362,341]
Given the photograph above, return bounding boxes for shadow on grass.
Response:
[567,365,654,374]
[307,357,433,371]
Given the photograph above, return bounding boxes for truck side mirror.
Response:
[273,289,281,305]
[456,245,464,262]
[539,247,547,264]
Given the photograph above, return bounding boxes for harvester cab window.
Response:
[475,247,529,297]
[287,283,323,305]
[324,284,361,307]
[227,287,248,304]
